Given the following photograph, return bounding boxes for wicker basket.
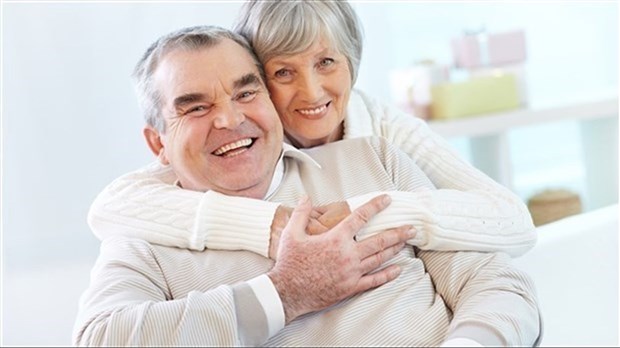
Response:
[527,189,582,226]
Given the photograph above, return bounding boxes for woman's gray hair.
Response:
[133,25,265,133]
[233,0,364,85]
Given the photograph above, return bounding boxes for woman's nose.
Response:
[297,71,323,102]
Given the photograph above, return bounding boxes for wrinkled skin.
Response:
[267,194,415,323]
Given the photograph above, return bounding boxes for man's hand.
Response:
[270,206,292,259]
[267,194,415,324]
[269,202,351,259]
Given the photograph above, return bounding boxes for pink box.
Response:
[451,30,526,69]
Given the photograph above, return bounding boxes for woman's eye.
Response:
[275,69,290,78]
[319,58,334,67]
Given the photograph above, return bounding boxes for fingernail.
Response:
[382,195,392,205]
[407,228,416,238]
[391,266,401,277]
[298,195,309,205]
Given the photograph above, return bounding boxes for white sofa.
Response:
[4,205,618,346]
[513,204,618,346]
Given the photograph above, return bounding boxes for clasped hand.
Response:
[267,194,415,323]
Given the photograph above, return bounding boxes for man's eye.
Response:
[185,105,209,116]
[237,90,257,102]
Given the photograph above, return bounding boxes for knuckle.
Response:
[375,273,387,287]
[374,252,384,266]
[353,208,370,224]
[377,236,387,250]
[361,243,374,256]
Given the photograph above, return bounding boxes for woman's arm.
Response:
[90,90,536,259]
[350,90,536,256]
[347,190,535,257]
[88,161,280,257]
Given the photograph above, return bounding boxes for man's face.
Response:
[148,38,283,199]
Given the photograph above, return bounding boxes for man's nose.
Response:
[213,104,245,129]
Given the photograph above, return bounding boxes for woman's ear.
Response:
[143,126,169,165]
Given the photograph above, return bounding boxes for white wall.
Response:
[2,1,617,345]
[354,2,618,103]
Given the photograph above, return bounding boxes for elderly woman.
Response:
[88,0,535,258]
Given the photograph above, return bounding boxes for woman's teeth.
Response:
[298,104,327,115]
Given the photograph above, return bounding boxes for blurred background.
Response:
[2,1,618,345]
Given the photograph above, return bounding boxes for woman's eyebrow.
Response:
[313,47,331,58]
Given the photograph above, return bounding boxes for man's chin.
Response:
[214,179,270,199]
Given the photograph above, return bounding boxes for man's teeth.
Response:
[298,104,327,115]
[213,138,253,156]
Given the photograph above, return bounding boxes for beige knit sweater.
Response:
[74,137,541,346]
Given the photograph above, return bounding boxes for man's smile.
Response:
[212,137,256,157]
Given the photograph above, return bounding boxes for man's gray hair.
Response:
[133,25,265,133]
[233,0,364,85]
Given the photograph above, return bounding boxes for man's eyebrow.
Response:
[173,93,208,108]
[233,73,261,90]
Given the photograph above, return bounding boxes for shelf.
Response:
[427,96,618,138]
[424,93,619,210]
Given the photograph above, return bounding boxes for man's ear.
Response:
[143,126,170,165]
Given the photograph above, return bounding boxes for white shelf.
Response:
[424,94,618,210]
[427,96,618,138]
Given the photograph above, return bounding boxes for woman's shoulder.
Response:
[350,88,384,112]
[351,89,424,122]
[347,88,427,137]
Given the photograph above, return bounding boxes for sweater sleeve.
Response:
[73,237,278,346]
[347,190,535,257]
[87,161,279,257]
[350,91,537,256]
[416,249,543,346]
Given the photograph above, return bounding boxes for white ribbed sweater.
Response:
[88,89,536,257]
[74,137,541,346]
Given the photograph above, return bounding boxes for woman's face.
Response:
[263,39,352,148]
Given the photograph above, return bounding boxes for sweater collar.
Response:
[264,143,321,199]
[343,89,375,139]
[173,143,320,196]
[281,143,321,168]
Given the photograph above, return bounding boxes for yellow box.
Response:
[430,74,520,119]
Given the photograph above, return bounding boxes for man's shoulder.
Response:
[302,136,397,159]
[100,236,155,257]
[102,236,194,255]
[96,236,191,276]
[296,137,401,174]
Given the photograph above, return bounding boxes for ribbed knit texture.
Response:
[197,191,280,256]
[344,90,536,256]
[87,89,536,257]
[74,137,541,346]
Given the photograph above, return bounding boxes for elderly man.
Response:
[74,26,541,346]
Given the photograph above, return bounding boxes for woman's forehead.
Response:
[266,38,340,64]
